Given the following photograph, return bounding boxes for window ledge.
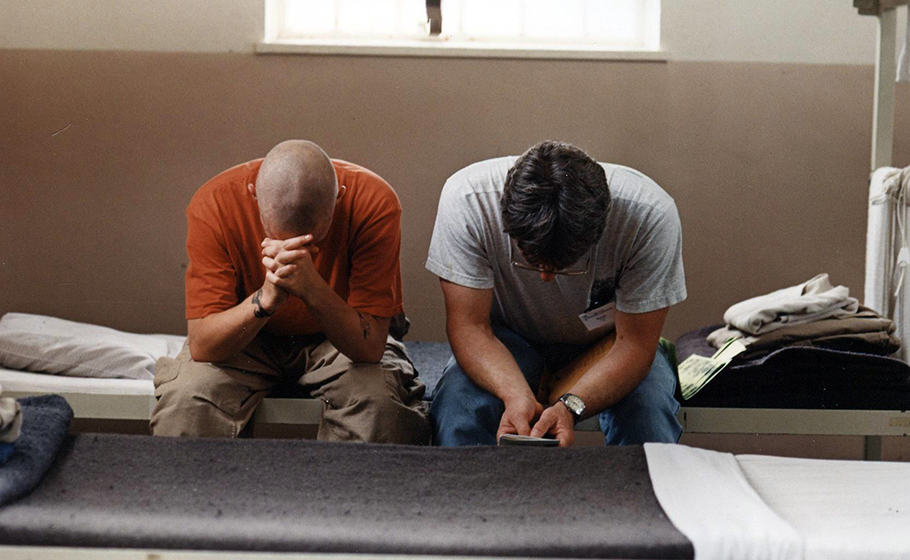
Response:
[257,39,668,62]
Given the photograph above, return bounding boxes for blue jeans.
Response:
[429,326,682,446]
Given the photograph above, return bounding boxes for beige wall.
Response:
[2,47,908,342]
[0,0,263,53]
[662,0,898,64]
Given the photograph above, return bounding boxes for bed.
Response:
[3,310,909,455]
[0,315,452,432]
[0,396,908,560]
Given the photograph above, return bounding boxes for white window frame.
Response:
[259,0,666,61]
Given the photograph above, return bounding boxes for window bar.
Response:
[426,0,442,35]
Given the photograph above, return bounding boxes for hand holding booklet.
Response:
[498,434,560,447]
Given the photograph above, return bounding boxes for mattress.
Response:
[0,341,453,426]
[0,340,452,399]
[0,367,153,396]
[647,443,910,559]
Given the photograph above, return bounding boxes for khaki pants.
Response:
[150,333,430,444]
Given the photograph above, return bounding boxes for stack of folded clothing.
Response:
[0,386,22,465]
[676,274,910,409]
[707,273,901,359]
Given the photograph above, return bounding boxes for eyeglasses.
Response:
[509,237,590,276]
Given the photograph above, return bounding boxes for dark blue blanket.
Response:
[405,340,451,398]
[0,395,73,506]
[676,326,910,409]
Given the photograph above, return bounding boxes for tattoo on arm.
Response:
[252,289,272,318]
[357,311,371,340]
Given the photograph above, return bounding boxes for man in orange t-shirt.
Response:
[150,140,430,443]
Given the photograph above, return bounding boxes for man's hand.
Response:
[530,403,575,447]
[261,235,322,300]
[496,395,544,441]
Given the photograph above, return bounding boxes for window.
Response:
[262,0,662,58]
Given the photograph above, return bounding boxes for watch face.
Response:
[562,393,585,415]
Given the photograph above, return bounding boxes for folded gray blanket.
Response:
[0,395,73,506]
[0,434,692,558]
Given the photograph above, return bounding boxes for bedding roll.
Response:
[0,395,72,505]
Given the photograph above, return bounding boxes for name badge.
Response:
[578,302,615,331]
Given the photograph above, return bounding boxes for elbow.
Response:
[187,336,223,364]
[354,347,385,364]
[348,341,386,364]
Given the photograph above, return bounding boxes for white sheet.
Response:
[645,443,801,560]
[647,443,910,560]
[0,367,153,396]
[865,166,910,364]
[865,166,898,320]
[738,454,910,560]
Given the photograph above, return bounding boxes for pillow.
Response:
[0,313,175,380]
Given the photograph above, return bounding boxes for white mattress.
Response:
[0,367,153,396]
[738,454,910,560]
[646,443,910,559]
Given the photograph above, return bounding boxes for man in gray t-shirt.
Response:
[425,141,686,447]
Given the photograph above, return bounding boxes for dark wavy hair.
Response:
[502,141,610,270]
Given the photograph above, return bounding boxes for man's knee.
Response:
[432,359,501,416]
[429,358,504,446]
[319,360,430,444]
[598,348,682,445]
[150,355,263,438]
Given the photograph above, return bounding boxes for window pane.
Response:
[524,0,585,40]
[282,0,335,35]
[399,0,429,36]
[337,0,398,36]
[587,0,642,45]
[458,0,522,38]
[280,0,427,39]
[586,0,660,48]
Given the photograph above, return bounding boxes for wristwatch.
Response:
[558,393,586,423]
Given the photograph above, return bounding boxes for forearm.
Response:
[187,290,274,363]
[447,321,535,405]
[298,282,389,363]
[569,340,656,418]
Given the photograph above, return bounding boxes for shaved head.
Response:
[255,140,338,239]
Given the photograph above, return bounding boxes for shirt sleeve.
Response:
[184,204,240,319]
[345,191,404,318]
[615,202,687,314]
[425,180,495,289]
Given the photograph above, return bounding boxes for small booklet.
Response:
[678,337,748,400]
[498,434,560,447]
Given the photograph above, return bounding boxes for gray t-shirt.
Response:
[425,156,686,345]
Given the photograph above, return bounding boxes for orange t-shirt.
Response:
[184,158,404,336]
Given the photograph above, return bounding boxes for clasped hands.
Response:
[498,393,576,447]
[258,234,322,311]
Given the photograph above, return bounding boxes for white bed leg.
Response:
[863,435,884,460]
